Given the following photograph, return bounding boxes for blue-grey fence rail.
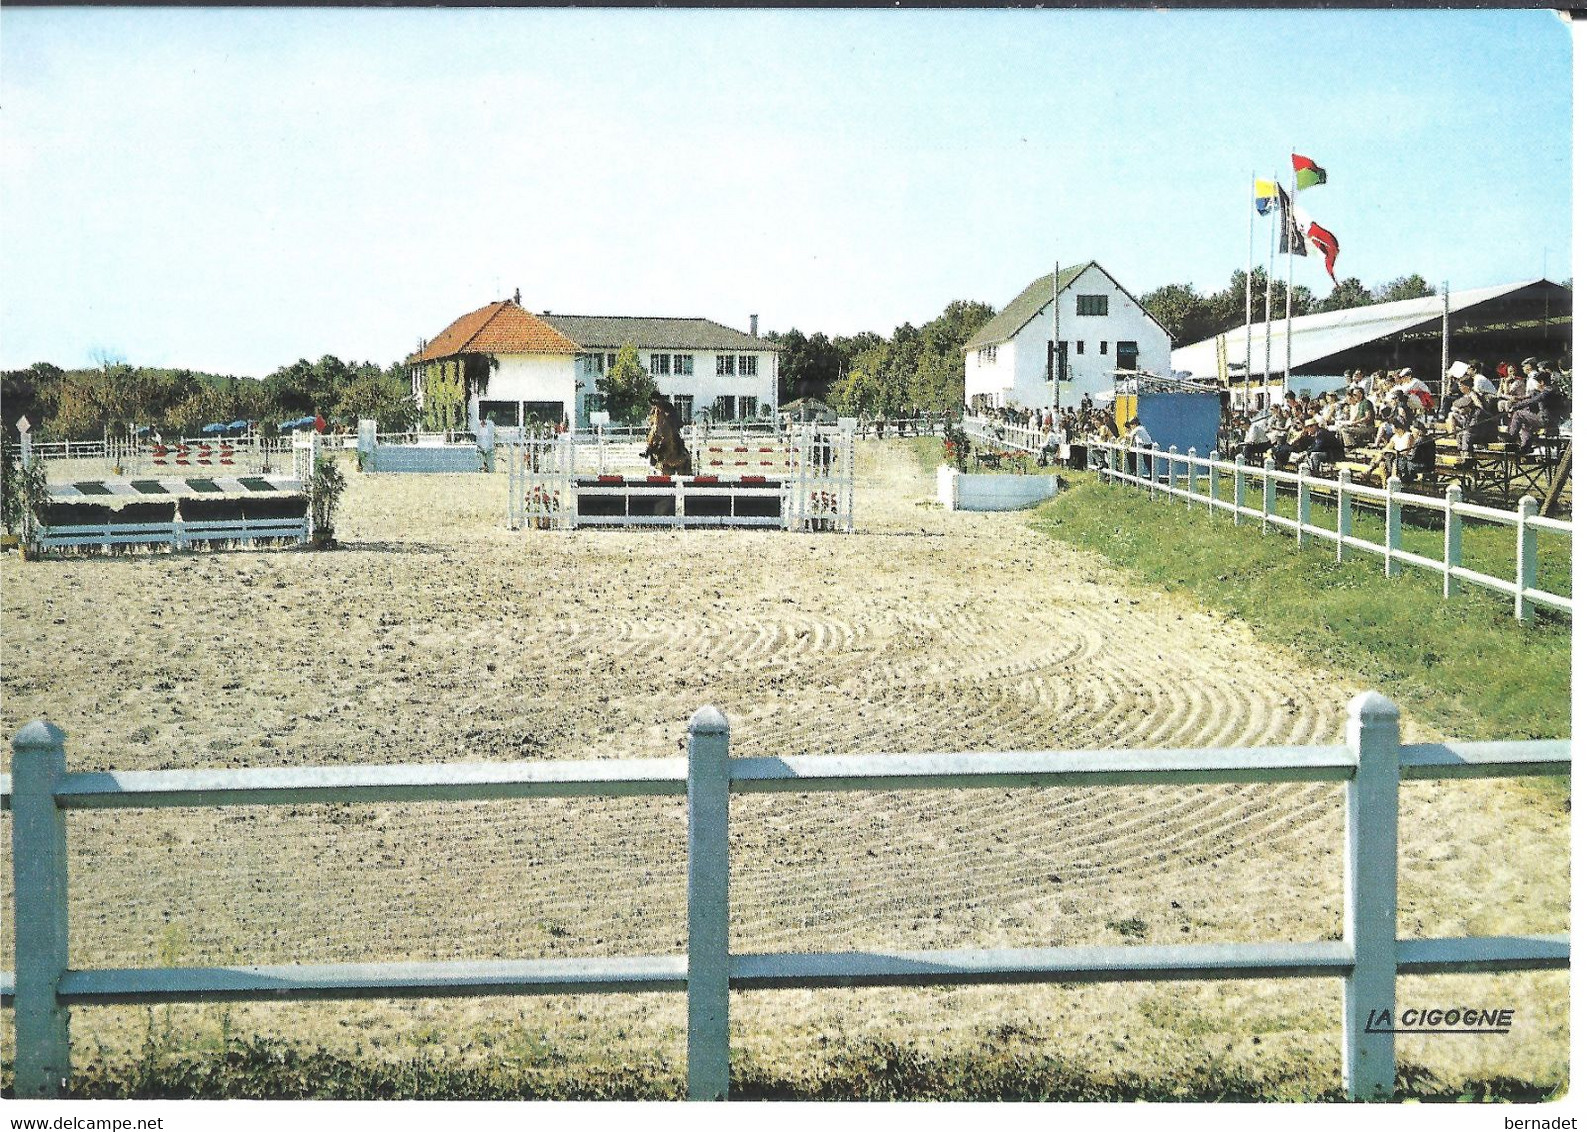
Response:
[1090,440,1572,624]
[1,694,1569,1101]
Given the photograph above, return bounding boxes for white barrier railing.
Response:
[962,416,1046,453]
[1090,440,1572,624]
[1,695,1567,1101]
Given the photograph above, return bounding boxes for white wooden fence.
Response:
[1,694,1567,1101]
[963,415,1045,453]
[1091,440,1572,625]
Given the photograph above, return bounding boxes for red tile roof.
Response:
[408,300,580,363]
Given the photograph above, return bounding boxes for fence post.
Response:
[1233,454,1245,525]
[1515,496,1539,623]
[1443,484,1463,598]
[1297,470,1311,547]
[1167,446,1179,497]
[1262,457,1276,532]
[686,705,732,1101]
[1206,451,1218,516]
[11,721,72,1099]
[1336,470,1352,563]
[1384,476,1402,577]
[1185,448,1199,506]
[1342,692,1401,1102]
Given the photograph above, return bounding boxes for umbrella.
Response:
[201,422,228,434]
[228,420,250,433]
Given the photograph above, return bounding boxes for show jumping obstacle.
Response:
[507,422,856,532]
[19,431,321,554]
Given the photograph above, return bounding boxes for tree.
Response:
[1140,284,1206,345]
[1373,275,1435,303]
[596,343,657,424]
[336,364,419,431]
[1317,276,1373,312]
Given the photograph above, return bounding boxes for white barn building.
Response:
[963,263,1171,412]
[408,299,779,429]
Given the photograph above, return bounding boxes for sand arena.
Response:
[0,441,1567,1094]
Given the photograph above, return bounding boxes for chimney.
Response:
[513,287,521,305]
[750,314,759,338]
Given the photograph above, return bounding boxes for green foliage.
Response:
[1373,274,1436,303]
[827,300,994,416]
[338,364,420,432]
[595,343,657,425]
[310,456,347,546]
[0,433,21,535]
[2,355,419,440]
[1033,478,1571,744]
[1141,268,1437,346]
[1316,276,1373,312]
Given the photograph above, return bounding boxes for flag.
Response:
[1277,186,1308,256]
[1305,220,1340,283]
[1254,178,1279,215]
[1292,152,1327,190]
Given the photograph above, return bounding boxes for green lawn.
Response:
[1031,474,1570,745]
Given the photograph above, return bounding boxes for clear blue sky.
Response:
[1,8,1572,376]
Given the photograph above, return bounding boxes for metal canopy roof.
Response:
[1171,279,1571,380]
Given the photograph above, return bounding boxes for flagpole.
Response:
[1264,171,1275,408]
[1284,154,1295,394]
[1245,170,1254,413]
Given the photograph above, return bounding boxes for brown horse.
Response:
[643,401,693,476]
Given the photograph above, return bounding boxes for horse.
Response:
[643,401,693,476]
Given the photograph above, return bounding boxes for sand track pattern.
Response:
[0,441,1565,1087]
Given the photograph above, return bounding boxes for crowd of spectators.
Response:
[1223,358,1570,486]
[965,358,1569,487]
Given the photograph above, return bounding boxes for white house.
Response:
[963,262,1171,412]
[408,299,779,429]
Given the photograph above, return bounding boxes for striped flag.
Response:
[1254,178,1279,215]
[1305,221,1341,283]
[1277,186,1308,256]
[1292,153,1327,191]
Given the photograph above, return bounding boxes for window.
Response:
[580,353,605,375]
[737,396,758,419]
[1077,294,1109,317]
[650,353,671,376]
[1100,341,1109,355]
[478,400,519,426]
[522,401,564,427]
[713,395,736,419]
[976,345,998,365]
[1075,340,1086,355]
[1116,341,1139,371]
[716,354,735,376]
[669,395,695,421]
[606,353,617,370]
[674,354,694,376]
[738,355,758,377]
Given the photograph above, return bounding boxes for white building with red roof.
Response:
[407,299,778,430]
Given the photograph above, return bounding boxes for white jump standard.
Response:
[507,423,856,532]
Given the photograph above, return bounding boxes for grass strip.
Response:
[6,1039,1561,1102]
[1031,476,1570,745]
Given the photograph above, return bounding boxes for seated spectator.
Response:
[1368,420,1419,486]
[1338,387,1378,448]
[1289,420,1344,476]
[1240,414,1271,463]
[1508,370,1566,452]
[1447,376,1500,457]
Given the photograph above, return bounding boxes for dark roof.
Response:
[539,314,769,351]
[407,301,580,363]
[963,264,1089,351]
[963,261,1170,350]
